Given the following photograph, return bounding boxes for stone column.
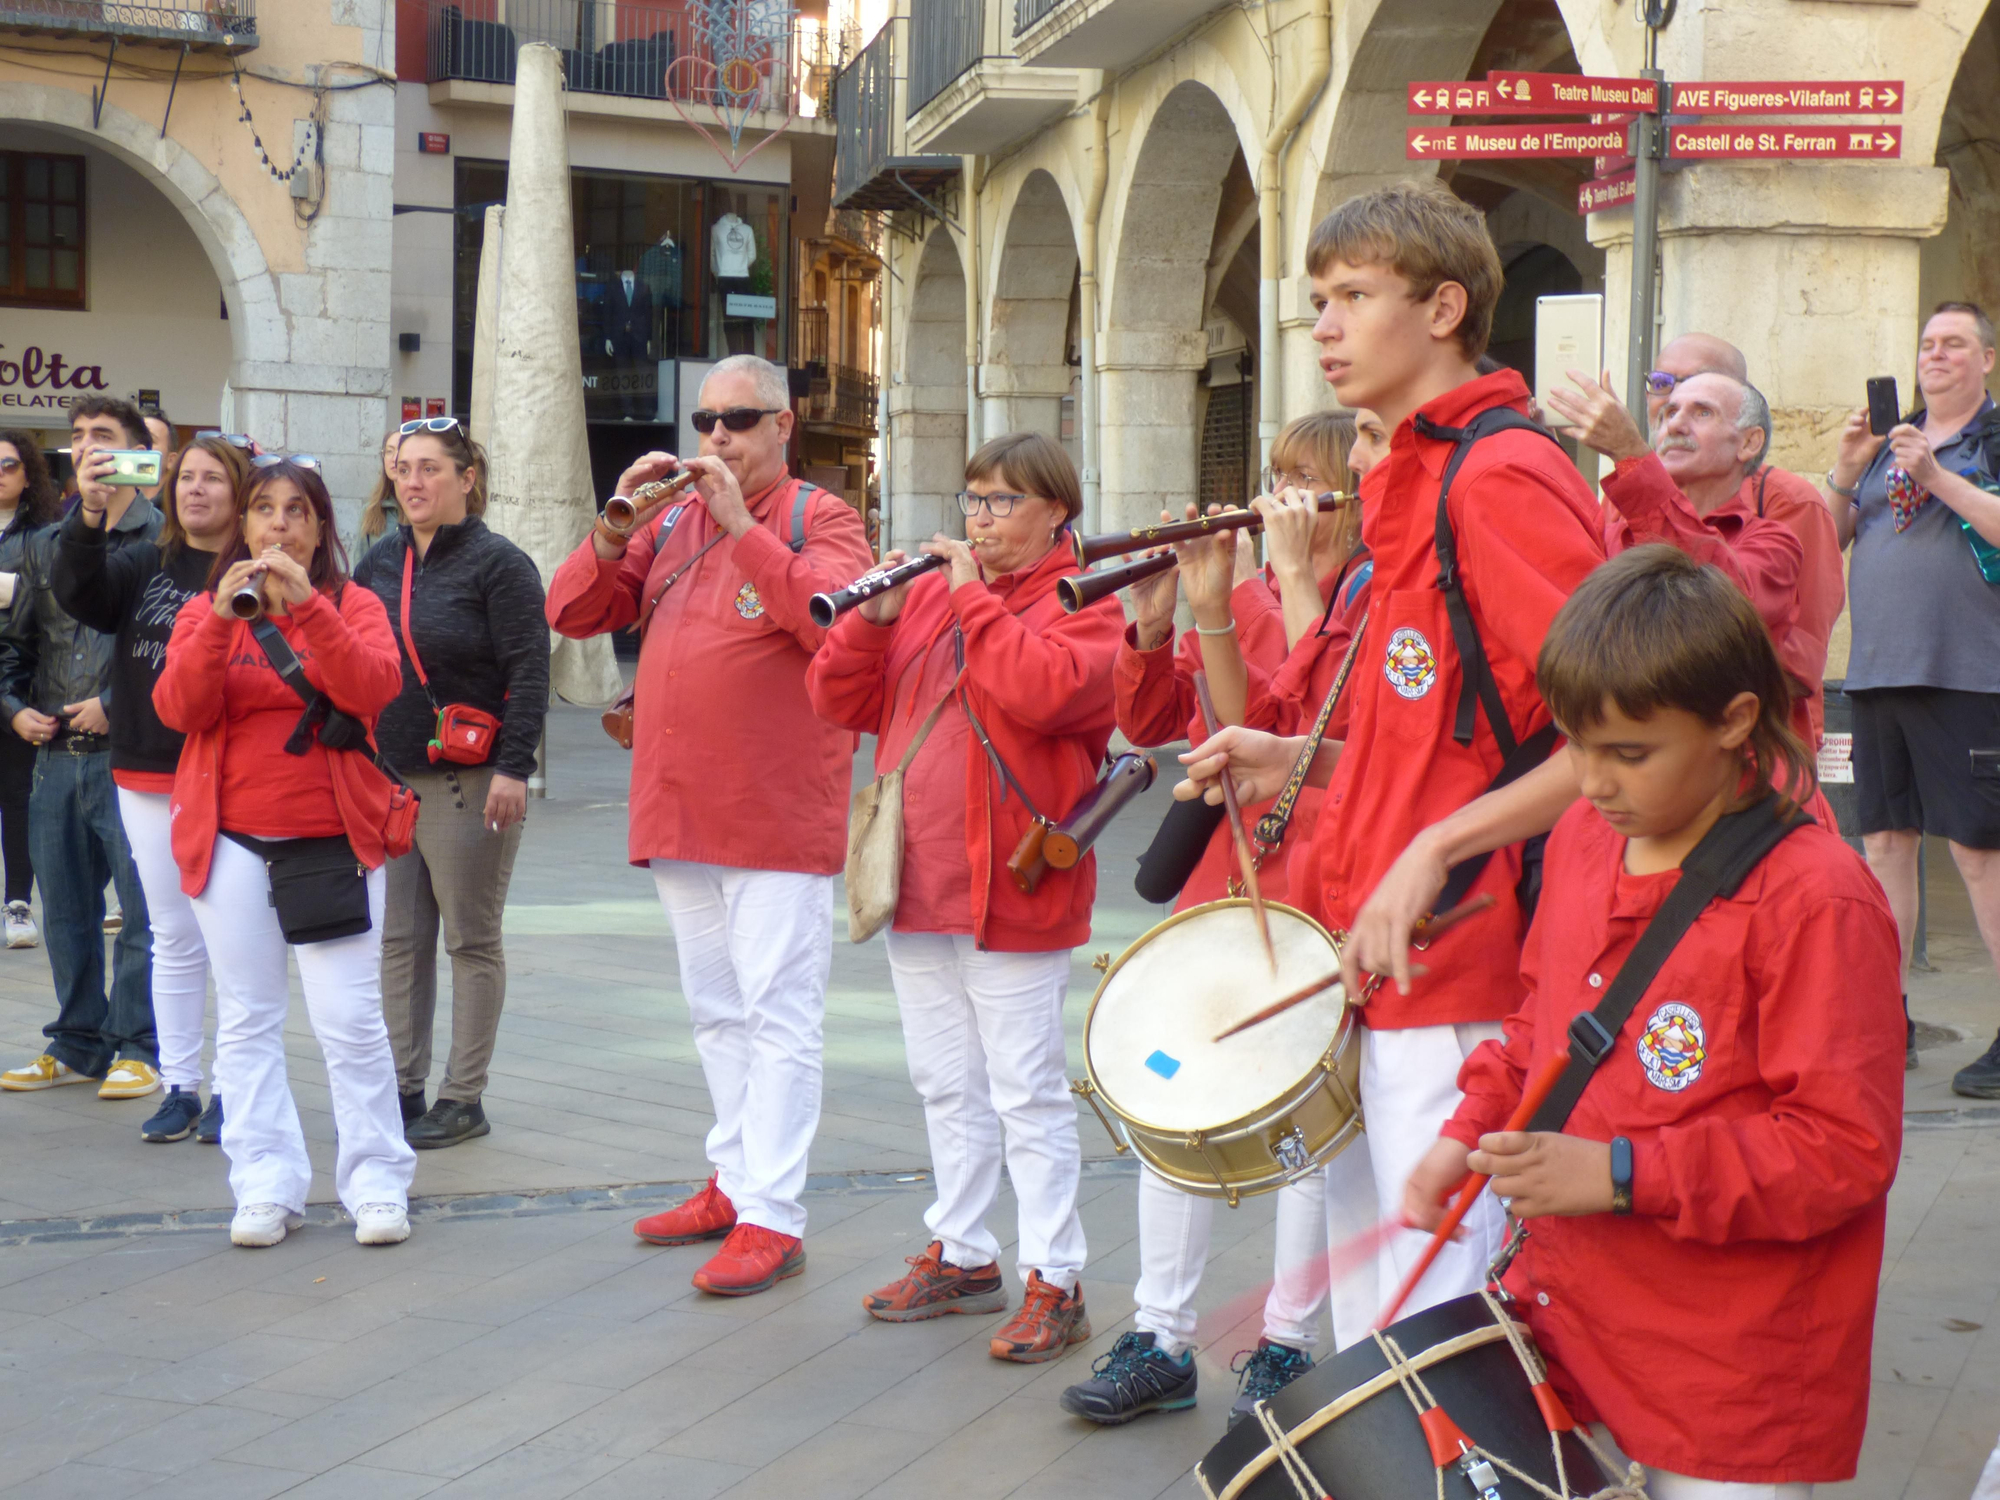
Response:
[885,383,965,553]
[1097,326,1208,534]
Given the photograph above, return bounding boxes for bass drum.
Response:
[1075,899,1361,1204]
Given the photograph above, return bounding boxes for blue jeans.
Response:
[32,747,154,1075]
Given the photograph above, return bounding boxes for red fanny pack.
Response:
[400,547,502,767]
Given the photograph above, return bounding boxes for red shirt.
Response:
[546,475,872,875]
[1743,466,1845,742]
[1303,371,1606,1028]
[1443,801,1901,1484]
[808,544,1122,951]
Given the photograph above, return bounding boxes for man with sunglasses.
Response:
[548,354,871,1297]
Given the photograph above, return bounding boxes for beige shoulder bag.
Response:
[845,672,962,943]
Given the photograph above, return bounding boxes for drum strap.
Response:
[1252,607,1370,854]
[1526,793,1810,1136]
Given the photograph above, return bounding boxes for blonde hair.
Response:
[1270,411,1360,563]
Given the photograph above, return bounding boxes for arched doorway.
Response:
[889,225,968,551]
[985,170,1080,456]
[1922,0,2000,319]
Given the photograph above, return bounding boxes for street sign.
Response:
[1406,123,1628,159]
[1669,124,1901,160]
[1407,81,1552,116]
[1579,173,1637,214]
[1673,80,1903,116]
[1487,72,1661,112]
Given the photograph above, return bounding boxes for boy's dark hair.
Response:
[1305,179,1503,361]
[0,429,63,529]
[1538,545,1814,808]
[69,396,151,449]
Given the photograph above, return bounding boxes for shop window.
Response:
[0,152,87,310]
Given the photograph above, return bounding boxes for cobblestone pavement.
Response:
[0,705,1994,1498]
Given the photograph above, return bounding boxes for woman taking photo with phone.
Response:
[353,417,548,1148]
[0,431,61,949]
[54,433,250,1146]
[155,458,417,1249]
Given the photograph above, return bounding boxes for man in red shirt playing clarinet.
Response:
[1180,179,1605,1321]
[547,355,871,1296]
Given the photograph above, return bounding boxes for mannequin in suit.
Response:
[601,266,656,420]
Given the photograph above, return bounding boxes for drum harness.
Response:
[1211,796,1811,1500]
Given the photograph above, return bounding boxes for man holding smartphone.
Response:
[0,397,159,1102]
[1825,302,2000,1096]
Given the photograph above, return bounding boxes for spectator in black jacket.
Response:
[0,431,62,950]
[353,417,549,1148]
[54,432,251,1145]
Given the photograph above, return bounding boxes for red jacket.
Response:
[1302,371,1606,1028]
[546,475,872,875]
[154,587,405,897]
[1743,466,1844,742]
[1443,800,1901,1484]
[807,544,1122,951]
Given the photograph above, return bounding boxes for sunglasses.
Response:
[689,406,781,435]
[0,457,21,475]
[252,454,323,473]
[399,416,463,436]
[193,430,255,450]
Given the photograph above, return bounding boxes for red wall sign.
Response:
[418,132,451,155]
[425,397,447,418]
[1486,72,1660,113]
[1407,124,1628,159]
[1672,81,1903,116]
[1669,124,1902,159]
[401,397,421,421]
[1578,174,1638,214]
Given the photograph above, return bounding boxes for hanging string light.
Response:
[230,64,317,184]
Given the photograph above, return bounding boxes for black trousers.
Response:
[0,730,33,904]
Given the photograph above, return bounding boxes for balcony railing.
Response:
[796,304,829,371]
[823,363,879,430]
[0,0,257,50]
[833,25,894,206]
[1014,0,1061,36]
[422,0,830,113]
[908,0,982,116]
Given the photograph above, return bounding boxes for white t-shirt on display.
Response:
[712,213,756,278]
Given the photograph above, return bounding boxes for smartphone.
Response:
[1867,376,1900,437]
[1534,293,1605,428]
[97,450,161,487]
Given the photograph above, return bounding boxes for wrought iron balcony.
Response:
[1012,0,1232,69]
[831,21,958,216]
[0,0,257,52]
[906,0,1077,155]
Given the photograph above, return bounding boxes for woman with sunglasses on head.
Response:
[807,432,1122,1364]
[154,459,417,1249]
[352,417,548,1148]
[52,433,251,1146]
[0,431,61,950]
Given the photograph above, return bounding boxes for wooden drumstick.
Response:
[1210,894,1495,1042]
[1191,670,1275,974]
[1373,1048,1571,1330]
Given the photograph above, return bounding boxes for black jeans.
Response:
[0,730,31,904]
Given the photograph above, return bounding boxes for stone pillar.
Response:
[1097,327,1207,534]
[886,383,964,553]
[977,361,1068,446]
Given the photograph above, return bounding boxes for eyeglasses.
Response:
[1643,371,1684,396]
[689,407,781,435]
[0,458,21,475]
[193,430,254,450]
[399,417,462,436]
[1260,467,1323,493]
[252,454,323,473]
[955,490,1030,518]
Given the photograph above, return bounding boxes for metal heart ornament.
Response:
[665,0,798,174]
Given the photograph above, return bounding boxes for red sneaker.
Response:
[634,1176,736,1246]
[863,1241,1008,1322]
[691,1223,805,1296]
[989,1271,1090,1363]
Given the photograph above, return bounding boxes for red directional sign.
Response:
[1487,72,1660,113]
[1669,124,1901,160]
[1406,123,1627,160]
[1673,80,1903,116]
[1408,81,1535,116]
[1578,173,1637,214]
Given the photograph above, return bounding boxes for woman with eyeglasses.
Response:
[154,459,417,1250]
[352,416,548,1149]
[358,429,403,546]
[52,433,251,1147]
[807,432,1121,1364]
[0,431,61,950]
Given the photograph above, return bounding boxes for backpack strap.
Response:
[1526,795,1811,1135]
[249,614,413,790]
[788,481,817,554]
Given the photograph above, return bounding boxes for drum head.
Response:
[1086,900,1344,1132]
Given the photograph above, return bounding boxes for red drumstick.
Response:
[1374,1049,1571,1330]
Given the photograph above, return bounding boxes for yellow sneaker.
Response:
[98,1060,161,1100]
[1,1054,99,1091]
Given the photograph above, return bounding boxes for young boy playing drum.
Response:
[1404,545,1903,1496]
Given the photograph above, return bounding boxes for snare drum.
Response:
[1075,899,1362,1205]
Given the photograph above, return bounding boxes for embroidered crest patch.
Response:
[1383,626,1438,700]
[734,582,765,619]
[1636,1002,1706,1092]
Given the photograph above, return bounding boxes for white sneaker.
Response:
[5,902,36,949]
[354,1203,411,1246]
[231,1203,305,1248]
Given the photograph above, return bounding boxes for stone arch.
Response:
[984,169,1080,455]
[888,224,969,552]
[1922,0,2000,320]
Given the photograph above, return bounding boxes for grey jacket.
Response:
[0,496,161,724]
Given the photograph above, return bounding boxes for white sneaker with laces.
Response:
[5,902,37,949]
[231,1203,305,1247]
[354,1203,411,1246]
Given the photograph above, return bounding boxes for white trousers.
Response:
[650,860,832,1239]
[1363,1021,1507,1319]
[884,932,1085,1289]
[1593,1426,1813,1499]
[190,836,414,1214]
[116,789,211,1090]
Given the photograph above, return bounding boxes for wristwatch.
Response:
[1824,469,1858,499]
[1609,1136,1634,1215]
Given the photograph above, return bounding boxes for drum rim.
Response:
[1081,897,1357,1139]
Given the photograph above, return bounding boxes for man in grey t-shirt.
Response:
[1826,302,2000,1098]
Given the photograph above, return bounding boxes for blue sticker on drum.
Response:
[1145,1050,1181,1079]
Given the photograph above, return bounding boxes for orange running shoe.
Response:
[989,1270,1090,1363]
[633,1175,736,1246]
[863,1242,1008,1323]
[691,1223,805,1296]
